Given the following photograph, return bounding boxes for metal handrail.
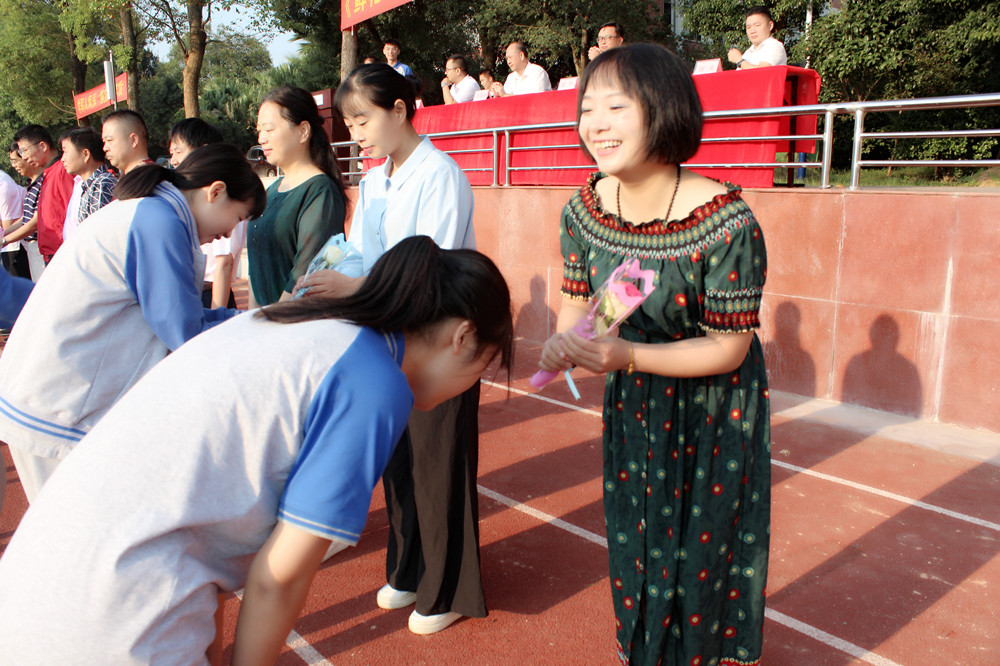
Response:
[329,91,1000,190]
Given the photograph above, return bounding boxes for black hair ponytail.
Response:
[258,236,514,373]
[335,64,417,121]
[114,143,267,219]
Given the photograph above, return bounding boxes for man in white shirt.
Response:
[728,6,788,69]
[491,41,552,97]
[0,167,26,278]
[441,55,481,104]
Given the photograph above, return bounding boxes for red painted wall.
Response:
[459,185,1000,433]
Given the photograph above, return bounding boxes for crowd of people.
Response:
[0,18,776,666]
[377,8,786,106]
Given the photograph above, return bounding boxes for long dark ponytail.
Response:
[258,236,514,374]
[114,143,267,219]
[261,85,347,202]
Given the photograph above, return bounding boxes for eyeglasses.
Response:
[16,141,41,157]
[445,66,460,72]
[597,34,620,43]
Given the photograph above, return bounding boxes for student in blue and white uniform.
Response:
[0,236,514,665]
[297,63,482,636]
[0,144,265,501]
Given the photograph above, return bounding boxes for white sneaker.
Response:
[376,584,417,610]
[408,610,462,635]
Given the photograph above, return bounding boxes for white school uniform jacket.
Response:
[0,315,412,664]
[0,182,235,460]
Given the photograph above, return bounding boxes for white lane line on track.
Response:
[232,590,334,666]
[772,459,1000,533]
[483,380,996,532]
[481,379,603,417]
[764,609,904,666]
[478,481,905,666]
[476,382,934,665]
[477,484,607,547]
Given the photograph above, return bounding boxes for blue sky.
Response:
[150,5,303,66]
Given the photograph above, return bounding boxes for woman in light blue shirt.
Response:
[298,64,483,635]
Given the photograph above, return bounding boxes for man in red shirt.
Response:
[14,125,75,262]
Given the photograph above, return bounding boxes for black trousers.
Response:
[1,247,30,279]
[382,382,487,618]
[201,284,237,309]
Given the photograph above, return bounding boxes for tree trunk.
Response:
[479,29,498,73]
[182,0,207,118]
[341,27,357,83]
[341,28,360,184]
[575,27,588,75]
[68,32,88,126]
[120,4,140,112]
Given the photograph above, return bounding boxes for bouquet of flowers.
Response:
[294,233,365,298]
[531,258,656,393]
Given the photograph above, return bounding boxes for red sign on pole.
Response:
[73,73,129,120]
[341,0,413,31]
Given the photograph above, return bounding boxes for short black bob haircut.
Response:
[577,43,702,165]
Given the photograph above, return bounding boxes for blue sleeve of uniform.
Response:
[124,198,235,350]
[0,267,32,329]
[278,332,413,544]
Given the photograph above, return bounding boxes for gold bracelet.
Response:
[626,341,635,375]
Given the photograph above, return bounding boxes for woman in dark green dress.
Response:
[540,44,771,665]
[248,86,346,306]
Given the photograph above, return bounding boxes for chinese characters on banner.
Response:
[341,0,413,30]
[73,73,129,120]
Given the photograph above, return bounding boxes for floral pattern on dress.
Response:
[560,173,771,666]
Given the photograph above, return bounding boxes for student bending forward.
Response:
[0,236,513,664]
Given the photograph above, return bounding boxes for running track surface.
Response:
[2,342,998,664]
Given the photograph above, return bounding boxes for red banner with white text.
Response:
[73,73,129,120]
[341,0,413,30]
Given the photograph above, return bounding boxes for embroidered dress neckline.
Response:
[584,172,742,233]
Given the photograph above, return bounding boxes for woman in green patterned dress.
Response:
[539,44,771,665]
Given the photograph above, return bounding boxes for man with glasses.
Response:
[7,126,75,262]
[588,22,626,61]
[441,55,481,104]
[2,142,45,279]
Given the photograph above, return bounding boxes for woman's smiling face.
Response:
[578,76,648,178]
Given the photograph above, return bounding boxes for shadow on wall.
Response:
[515,274,556,344]
[763,301,817,398]
[841,313,923,417]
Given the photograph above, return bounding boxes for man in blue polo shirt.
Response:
[383,39,414,77]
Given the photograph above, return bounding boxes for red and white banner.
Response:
[341,0,413,31]
[73,73,129,120]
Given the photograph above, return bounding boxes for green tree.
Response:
[201,26,272,81]
[136,0,275,117]
[138,55,184,154]
[799,0,1000,166]
[0,0,96,125]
